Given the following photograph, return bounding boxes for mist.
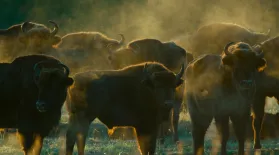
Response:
[6,0,272,45]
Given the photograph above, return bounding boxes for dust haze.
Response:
[26,0,278,46]
[25,0,279,112]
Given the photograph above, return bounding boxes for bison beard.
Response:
[186,42,267,155]
[65,62,184,155]
[0,54,73,155]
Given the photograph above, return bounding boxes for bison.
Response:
[185,42,267,155]
[0,54,73,155]
[54,32,125,73]
[0,20,61,61]
[0,21,125,74]
[187,22,270,58]
[65,62,185,155]
[109,38,193,143]
[109,39,193,71]
[243,37,279,149]
[57,32,125,54]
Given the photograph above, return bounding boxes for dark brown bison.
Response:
[110,39,193,71]
[65,62,185,155]
[187,22,270,58]
[0,54,73,155]
[243,37,279,149]
[109,38,193,143]
[0,21,61,61]
[54,32,125,73]
[185,42,267,155]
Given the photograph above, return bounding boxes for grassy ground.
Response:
[1,98,279,155]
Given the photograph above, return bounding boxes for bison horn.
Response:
[223,42,235,55]
[21,21,30,33]
[49,20,59,36]
[58,63,70,76]
[118,34,125,45]
[176,63,185,81]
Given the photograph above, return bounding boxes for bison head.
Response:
[141,63,185,109]
[222,41,266,89]
[33,61,74,112]
[18,20,61,50]
[107,34,125,52]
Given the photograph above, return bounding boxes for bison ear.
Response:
[51,36,62,45]
[176,79,184,87]
[222,55,235,66]
[257,58,267,72]
[65,77,74,86]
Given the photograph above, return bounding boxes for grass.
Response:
[0,98,279,155]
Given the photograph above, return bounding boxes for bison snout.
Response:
[36,101,47,112]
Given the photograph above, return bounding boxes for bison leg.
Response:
[17,131,34,155]
[190,113,212,155]
[188,94,212,155]
[1,129,11,144]
[76,120,90,155]
[66,112,90,155]
[251,95,265,149]
[157,121,169,144]
[32,134,44,155]
[231,112,250,155]
[136,128,158,155]
[172,100,181,142]
[215,115,229,155]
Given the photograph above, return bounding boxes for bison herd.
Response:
[0,20,279,155]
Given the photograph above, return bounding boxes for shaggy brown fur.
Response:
[57,32,124,51]
[66,62,184,155]
[243,36,279,149]
[186,42,266,155]
[188,22,270,58]
[0,21,61,61]
[109,38,193,143]
[0,54,73,155]
[53,32,125,74]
